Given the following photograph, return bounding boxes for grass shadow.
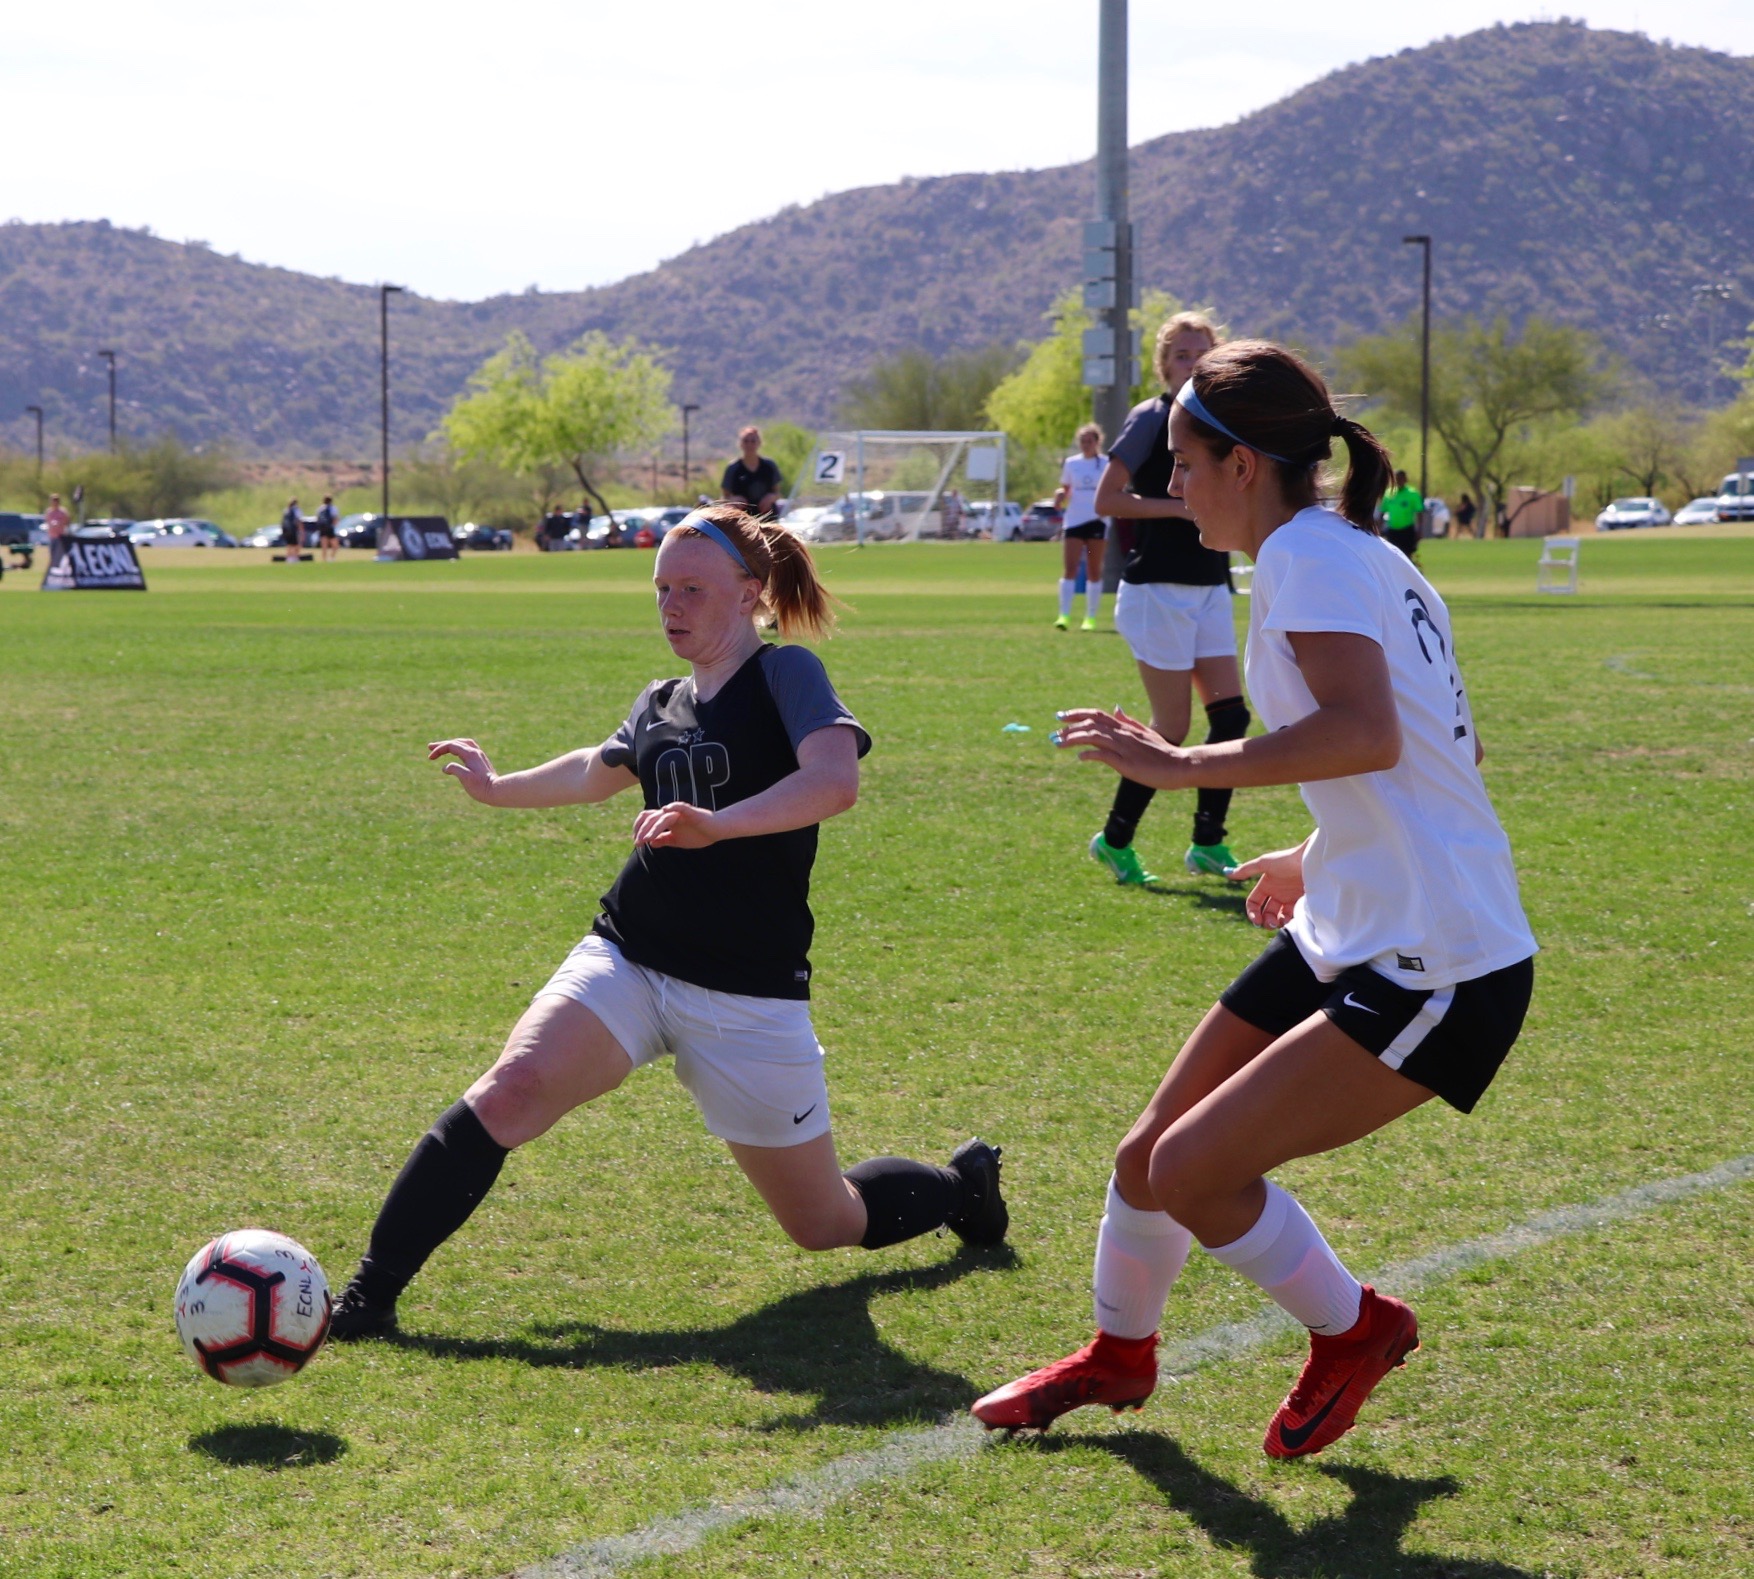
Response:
[1138,877,1252,919]
[1035,1430,1539,1578]
[188,1422,347,1470]
[389,1242,1017,1432]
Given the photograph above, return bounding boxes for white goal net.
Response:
[784,430,1010,542]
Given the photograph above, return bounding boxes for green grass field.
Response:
[2,537,1750,1578]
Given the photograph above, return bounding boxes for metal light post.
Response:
[98,349,118,451]
[680,403,701,496]
[379,285,403,520]
[25,405,44,479]
[1401,235,1432,503]
[1085,0,1132,591]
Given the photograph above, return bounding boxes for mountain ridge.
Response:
[3,21,1750,459]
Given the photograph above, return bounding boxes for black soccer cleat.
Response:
[326,1280,400,1342]
[945,1137,1009,1245]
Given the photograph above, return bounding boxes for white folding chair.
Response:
[1536,537,1580,594]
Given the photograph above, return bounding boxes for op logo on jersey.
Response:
[1403,590,1469,742]
[651,739,732,810]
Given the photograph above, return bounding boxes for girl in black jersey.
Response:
[329,505,1007,1340]
[1088,313,1252,886]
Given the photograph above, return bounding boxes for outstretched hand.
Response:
[1052,706,1191,789]
[633,801,721,850]
[429,738,499,804]
[1226,843,1307,930]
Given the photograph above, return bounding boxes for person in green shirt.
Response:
[1382,471,1423,561]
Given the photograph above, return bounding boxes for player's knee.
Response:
[782,1210,860,1253]
[1204,696,1250,744]
[1146,1131,1218,1220]
[1112,1130,1158,1205]
[463,1059,553,1147]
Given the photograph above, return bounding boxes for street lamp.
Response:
[97,349,118,451]
[24,405,44,479]
[380,285,404,520]
[680,403,701,497]
[1401,236,1432,505]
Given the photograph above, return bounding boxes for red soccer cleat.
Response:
[1263,1285,1419,1459]
[971,1332,1157,1432]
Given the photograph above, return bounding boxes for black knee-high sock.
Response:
[353,1100,509,1301]
[1192,696,1250,848]
[844,1156,961,1250]
[1103,776,1158,850]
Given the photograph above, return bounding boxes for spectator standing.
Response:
[1381,470,1424,562]
[282,498,304,562]
[315,496,340,562]
[541,507,572,552]
[1455,493,1477,538]
[721,427,783,519]
[43,493,71,543]
[941,488,965,539]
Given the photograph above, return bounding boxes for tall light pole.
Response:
[680,403,701,497]
[1401,235,1432,503]
[379,285,403,520]
[25,405,44,479]
[1084,0,1132,591]
[98,349,118,451]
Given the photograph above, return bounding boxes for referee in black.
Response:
[721,426,783,519]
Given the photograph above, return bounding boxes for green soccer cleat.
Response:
[1184,842,1239,876]
[1090,832,1158,885]
[1053,615,1070,630]
[1080,617,1097,631]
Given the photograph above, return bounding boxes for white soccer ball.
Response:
[173,1229,333,1388]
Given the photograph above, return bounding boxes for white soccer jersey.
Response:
[1245,507,1536,988]
[1059,453,1105,528]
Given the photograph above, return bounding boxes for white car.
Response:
[967,500,1026,540]
[1671,496,1722,527]
[1594,497,1671,531]
[128,518,227,548]
[779,506,831,540]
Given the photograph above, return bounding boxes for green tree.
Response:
[443,331,674,517]
[841,343,1020,432]
[39,436,237,521]
[1342,315,1604,532]
[1581,399,1700,503]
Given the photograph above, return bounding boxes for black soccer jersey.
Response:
[592,643,871,999]
[721,457,783,516]
[1109,394,1230,587]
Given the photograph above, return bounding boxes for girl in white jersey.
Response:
[1052,423,1108,630]
[973,340,1536,1458]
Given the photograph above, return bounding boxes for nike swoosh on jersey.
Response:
[1277,1369,1360,1450]
[792,1105,817,1125]
[1340,993,1379,1014]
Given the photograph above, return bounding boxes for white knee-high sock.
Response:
[1092,1176,1193,1340]
[1058,579,1077,617]
[1086,582,1101,619]
[1203,1180,1362,1335]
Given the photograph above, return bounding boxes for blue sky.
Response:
[8,1,1751,301]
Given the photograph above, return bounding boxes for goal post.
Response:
[787,430,1009,542]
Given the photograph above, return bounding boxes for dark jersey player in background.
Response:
[1088,313,1251,886]
[721,426,783,518]
[329,504,1006,1340]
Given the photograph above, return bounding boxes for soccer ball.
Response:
[173,1229,333,1388]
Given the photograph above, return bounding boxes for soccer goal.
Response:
[786,430,1010,543]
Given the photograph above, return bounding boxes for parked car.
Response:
[779,506,831,540]
[1672,496,1723,527]
[73,520,133,540]
[1019,500,1065,541]
[968,500,1026,541]
[453,522,514,551]
[1594,497,1671,531]
[1714,471,1754,522]
[0,512,41,545]
[128,518,234,548]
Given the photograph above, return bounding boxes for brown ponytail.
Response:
[673,504,839,641]
[1182,339,1392,534]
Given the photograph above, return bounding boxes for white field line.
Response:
[516,1152,1753,1579]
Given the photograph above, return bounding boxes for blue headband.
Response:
[1174,381,1294,465]
[678,511,756,578]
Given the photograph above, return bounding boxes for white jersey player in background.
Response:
[1052,423,1108,630]
[973,339,1536,1459]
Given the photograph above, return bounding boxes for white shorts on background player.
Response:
[1246,506,1536,989]
[536,935,831,1149]
[1113,580,1237,671]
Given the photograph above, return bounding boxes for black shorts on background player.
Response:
[722,458,783,517]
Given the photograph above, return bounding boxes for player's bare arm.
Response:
[1093,456,1195,522]
[429,738,638,808]
[1057,631,1399,789]
[633,723,859,849]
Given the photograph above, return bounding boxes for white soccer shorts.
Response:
[1113,580,1237,672]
